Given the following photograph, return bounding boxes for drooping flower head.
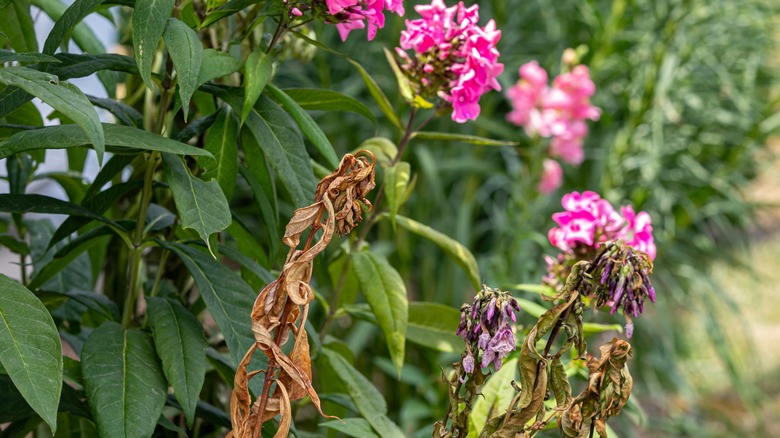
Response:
[395,0,503,123]
[506,58,600,165]
[304,0,405,41]
[456,285,519,372]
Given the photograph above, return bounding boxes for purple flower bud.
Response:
[463,354,475,373]
[478,333,490,350]
[486,298,496,321]
[625,321,634,338]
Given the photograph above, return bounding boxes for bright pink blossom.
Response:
[548,191,656,260]
[537,159,562,194]
[506,61,600,165]
[326,0,405,41]
[397,0,503,123]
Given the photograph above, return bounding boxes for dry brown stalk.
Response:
[228,151,376,438]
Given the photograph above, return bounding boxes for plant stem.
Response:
[266,16,287,54]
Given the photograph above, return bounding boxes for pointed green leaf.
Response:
[242,96,317,207]
[241,50,273,125]
[0,275,63,433]
[238,160,279,258]
[0,124,212,159]
[82,322,167,438]
[133,0,175,89]
[266,84,339,169]
[282,88,375,123]
[0,49,59,64]
[467,358,518,438]
[347,58,403,131]
[0,194,122,230]
[384,161,410,230]
[163,18,202,120]
[407,302,462,352]
[146,297,208,427]
[197,49,243,88]
[39,0,103,55]
[48,53,138,80]
[410,131,519,147]
[162,153,231,256]
[87,95,144,128]
[321,348,404,438]
[159,242,257,368]
[351,251,407,375]
[390,215,481,290]
[0,67,105,164]
[198,108,238,199]
[321,418,380,438]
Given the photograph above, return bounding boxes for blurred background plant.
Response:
[1,0,778,436]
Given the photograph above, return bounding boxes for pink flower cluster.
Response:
[325,0,405,41]
[397,0,503,123]
[548,191,656,260]
[506,61,600,165]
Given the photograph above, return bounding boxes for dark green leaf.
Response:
[160,242,257,368]
[241,50,273,125]
[198,108,238,199]
[84,154,136,198]
[41,0,104,55]
[87,94,144,127]
[146,297,208,427]
[384,162,410,230]
[133,0,175,89]
[0,49,59,64]
[266,84,338,169]
[196,49,242,88]
[0,275,63,433]
[48,53,137,80]
[173,111,218,142]
[0,194,121,229]
[25,219,95,293]
[0,234,29,254]
[0,123,212,160]
[321,418,380,438]
[407,302,462,352]
[199,0,255,27]
[54,290,119,321]
[0,67,105,163]
[390,215,481,290]
[239,132,279,257]
[410,132,518,147]
[351,251,407,375]
[82,322,167,438]
[242,96,317,208]
[347,58,403,131]
[282,88,375,123]
[162,153,231,256]
[163,18,202,120]
[321,348,404,438]
[219,245,275,286]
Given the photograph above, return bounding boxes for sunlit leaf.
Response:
[467,358,518,438]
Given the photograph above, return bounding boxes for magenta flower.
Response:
[506,60,600,165]
[548,191,656,260]
[322,0,405,41]
[396,0,503,123]
[538,159,563,194]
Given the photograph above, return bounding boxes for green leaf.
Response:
[40,0,103,55]
[87,94,144,128]
[515,297,546,319]
[321,418,380,438]
[355,137,397,167]
[384,161,410,230]
[390,215,481,290]
[0,275,63,433]
[242,96,317,208]
[163,18,202,120]
[81,322,167,438]
[26,219,95,293]
[133,0,175,89]
[160,242,257,368]
[0,194,122,230]
[407,302,462,352]
[0,49,59,64]
[199,0,255,27]
[146,297,208,427]
[347,58,403,131]
[238,160,279,258]
[198,108,238,199]
[0,67,105,164]
[162,153,231,256]
[549,357,572,408]
[282,88,375,123]
[241,50,273,125]
[467,358,518,438]
[0,0,37,52]
[266,84,339,169]
[321,348,404,438]
[48,53,138,80]
[351,251,407,375]
[382,47,432,109]
[410,131,519,147]
[196,49,242,88]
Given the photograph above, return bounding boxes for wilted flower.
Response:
[395,0,503,122]
[506,58,600,165]
[588,240,655,337]
[456,285,520,372]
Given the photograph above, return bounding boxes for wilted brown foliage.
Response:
[228,151,376,438]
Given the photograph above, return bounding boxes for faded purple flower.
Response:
[463,354,475,373]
